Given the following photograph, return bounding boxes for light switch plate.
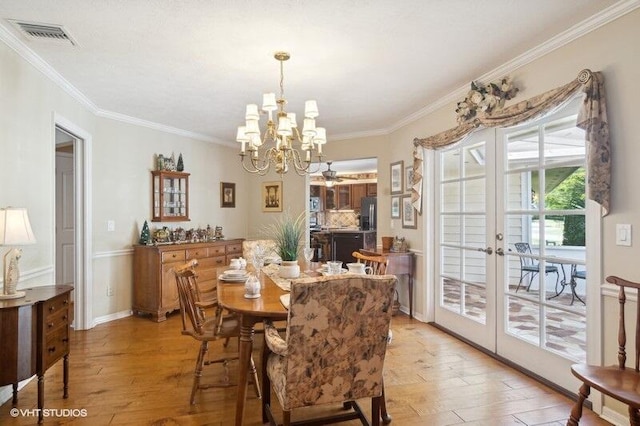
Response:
[616,224,631,246]
[107,220,115,232]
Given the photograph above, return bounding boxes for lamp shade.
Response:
[0,207,36,245]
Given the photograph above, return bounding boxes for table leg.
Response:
[63,353,69,398]
[235,316,256,426]
[38,374,44,424]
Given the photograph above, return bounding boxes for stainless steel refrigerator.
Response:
[359,197,377,230]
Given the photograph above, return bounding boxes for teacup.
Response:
[346,263,373,275]
[327,261,343,275]
[229,258,242,270]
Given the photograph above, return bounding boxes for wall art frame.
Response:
[391,196,401,219]
[262,181,283,212]
[390,161,404,195]
[401,194,417,229]
[220,182,236,208]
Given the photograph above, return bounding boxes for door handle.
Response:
[496,248,504,256]
[478,247,493,255]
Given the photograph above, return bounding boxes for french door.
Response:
[434,100,589,391]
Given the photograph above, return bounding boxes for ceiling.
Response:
[0,0,624,145]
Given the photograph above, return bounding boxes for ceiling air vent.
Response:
[9,20,77,46]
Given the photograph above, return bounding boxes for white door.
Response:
[434,99,589,392]
[434,128,496,349]
[496,103,587,392]
[56,151,75,287]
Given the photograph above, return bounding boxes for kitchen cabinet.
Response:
[367,183,377,196]
[350,184,367,211]
[133,239,243,321]
[152,170,189,222]
[337,185,351,209]
[325,186,336,210]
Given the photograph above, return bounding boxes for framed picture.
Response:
[405,165,414,192]
[262,181,283,212]
[391,196,401,219]
[401,194,417,229]
[390,161,404,195]
[220,182,236,208]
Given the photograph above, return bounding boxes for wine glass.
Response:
[252,244,266,278]
[303,247,315,273]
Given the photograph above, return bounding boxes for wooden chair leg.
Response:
[190,341,208,405]
[250,356,261,399]
[381,381,391,424]
[283,410,291,426]
[371,396,381,426]
[567,383,590,426]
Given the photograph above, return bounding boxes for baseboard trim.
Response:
[92,309,132,327]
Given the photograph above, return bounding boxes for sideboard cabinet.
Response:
[0,285,73,424]
[133,239,243,321]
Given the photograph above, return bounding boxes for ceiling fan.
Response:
[321,161,342,183]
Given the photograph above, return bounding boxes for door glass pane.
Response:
[441,216,461,245]
[464,249,485,284]
[543,116,585,166]
[544,306,586,363]
[464,143,485,178]
[441,148,461,179]
[506,295,540,346]
[464,283,486,323]
[464,178,485,212]
[442,277,461,312]
[441,182,460,212]
[464,215,486,249]
[441,246,461,280]
[506,126,539,171]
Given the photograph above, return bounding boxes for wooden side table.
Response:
[0,285,73,424]
[360,249,416,319]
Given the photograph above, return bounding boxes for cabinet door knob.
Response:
[48,322,54,328]
[48,346,56,353]
[49,306,55,312]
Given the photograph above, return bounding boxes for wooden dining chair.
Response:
[262,275,397,426]
[567,275,640,425]
[175,266,261,404]
[352,251,389,275]
[352,250,393,423]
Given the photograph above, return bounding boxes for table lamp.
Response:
[0,207,36,299]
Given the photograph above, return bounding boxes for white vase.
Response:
[279,260,300,279]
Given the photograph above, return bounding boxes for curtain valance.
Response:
[411,69,610,216]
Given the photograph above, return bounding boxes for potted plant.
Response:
[263,210,305,278]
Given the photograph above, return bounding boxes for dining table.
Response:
[216,265,292,425]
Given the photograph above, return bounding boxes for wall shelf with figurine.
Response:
[152,170,190,222]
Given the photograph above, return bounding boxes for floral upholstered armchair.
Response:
[263,274,397,426]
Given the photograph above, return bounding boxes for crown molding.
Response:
[388,0,640,133]
[1,0,638,143]
[94,109,233,145]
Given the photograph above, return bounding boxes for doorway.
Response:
[54,117,92,330]
[433,98,598,392]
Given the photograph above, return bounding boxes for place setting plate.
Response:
[218,269,249,282]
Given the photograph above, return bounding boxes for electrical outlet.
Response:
[107,286,114,296]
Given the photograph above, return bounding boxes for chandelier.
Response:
[236,52,325,175]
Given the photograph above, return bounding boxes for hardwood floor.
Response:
[0,313,609,425]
